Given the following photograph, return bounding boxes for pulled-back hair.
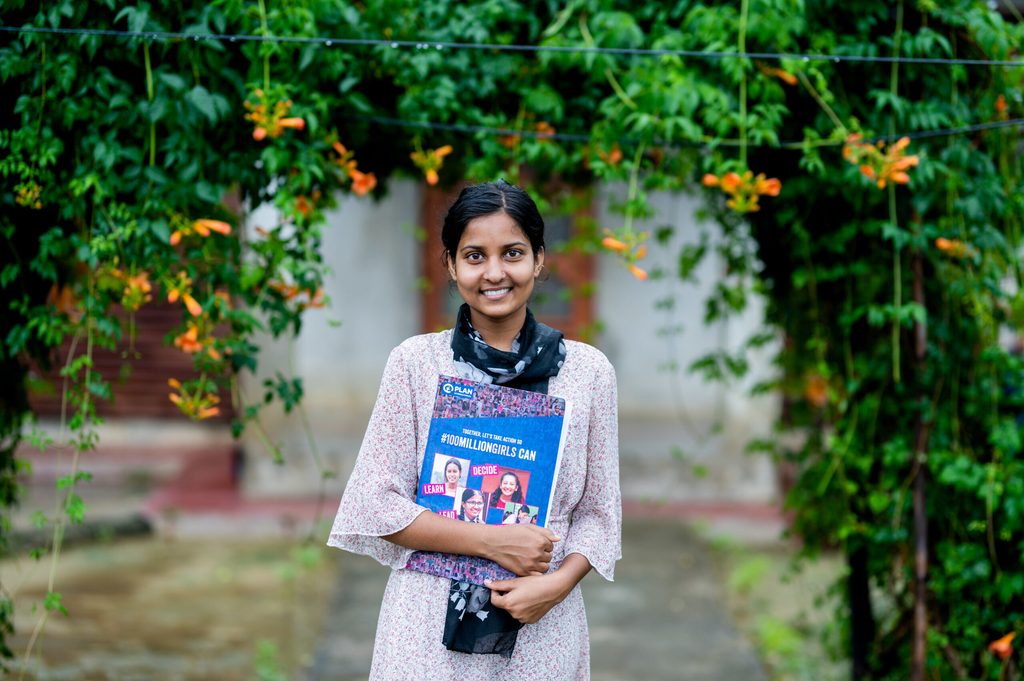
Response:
[441,180,545,265]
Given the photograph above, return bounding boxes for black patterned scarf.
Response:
[441,303,566,657]
[451,304,566,394]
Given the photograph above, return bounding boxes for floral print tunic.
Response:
[328,330,621,680]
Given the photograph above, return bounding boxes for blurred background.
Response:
[2,1,1023,680]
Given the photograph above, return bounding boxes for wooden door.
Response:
[29,303,233,421]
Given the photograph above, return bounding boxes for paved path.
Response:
[308,516,767,681]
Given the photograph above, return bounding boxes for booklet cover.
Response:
[404,375,570,586]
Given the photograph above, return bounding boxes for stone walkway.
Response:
[308,516,768,681]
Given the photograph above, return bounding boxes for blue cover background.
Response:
[417,415,565,527]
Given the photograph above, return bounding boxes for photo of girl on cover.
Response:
[483,468,530,523]
[501,503,536,525]
[454,488,488,523]
[430,454,469,496]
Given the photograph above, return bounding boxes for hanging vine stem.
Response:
[889,0,904,384]
[19,290,96,680]
[256,0,271,93]
[623,142,646,234]
[35,42,46,142]
[286,339,337,541]
[796,71,847,135]
[143,42,155,168]
[508,103,526,186]
[578,16,637,112]
[738,0,750,168]
[890,185,902,383]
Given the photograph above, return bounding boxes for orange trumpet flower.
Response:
[935,237,973,259]
[183,293,203,317]
[988,632,1015,661]
[602,237,628,253]
[351,169,377,196]
[193,219,231,236]
[628,264,649,281]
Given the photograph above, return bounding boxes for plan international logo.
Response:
[441,380,475,400]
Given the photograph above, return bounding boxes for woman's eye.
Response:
[465,252,483,262]
[505,249,523,259]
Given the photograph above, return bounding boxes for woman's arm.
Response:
[384,511,560,577]
[559,357,622,580]
[485,553,592,624]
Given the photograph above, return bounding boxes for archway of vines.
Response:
[1,1,1022,678]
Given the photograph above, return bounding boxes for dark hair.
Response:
[459,488,486,521]
[490,471,524,506]
[441,180,545,264]
[444,458,462,474]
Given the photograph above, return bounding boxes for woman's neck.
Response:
[469,309,526,352]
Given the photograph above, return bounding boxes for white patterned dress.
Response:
[327,330,621,680]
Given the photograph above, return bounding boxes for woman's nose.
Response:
[483,257,504,281]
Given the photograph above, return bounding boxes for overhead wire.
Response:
[345,114,1024,149]
[2,24,1022,149]
[2,24,1024,68]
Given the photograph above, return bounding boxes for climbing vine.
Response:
[1,1,1023,678]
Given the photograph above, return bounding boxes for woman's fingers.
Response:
[485,578,515,592]
[482,524,562,574]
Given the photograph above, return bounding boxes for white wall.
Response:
[242,181,422,495]
[594,187,779,503]
[245,181,779,505]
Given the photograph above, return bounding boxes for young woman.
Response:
[443,458,463,496]
[489,471,524,509]
[457,488,487,523]
[328,180,621,679]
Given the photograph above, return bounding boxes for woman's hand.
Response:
[485,572,573,624]
[487,553,593,624]
[481,524,560,577]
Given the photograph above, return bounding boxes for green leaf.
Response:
[56,471,93,490]
[44,591,69,617]
[158,72,187,92]
[186,85,218,123]
[0,263,19,288]
[64,493,86,524]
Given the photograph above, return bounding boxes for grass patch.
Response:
[716,543,848,681]
[1,536,338,680]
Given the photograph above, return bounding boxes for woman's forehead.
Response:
[459,212,528,247]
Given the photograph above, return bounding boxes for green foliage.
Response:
[252,640,287,681]
[42,592,67,617]
[723,3,1024,679]
[1,1,1022,677]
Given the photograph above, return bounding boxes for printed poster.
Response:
[404,375,570,585]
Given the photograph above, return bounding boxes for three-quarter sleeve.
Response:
[327,345,428,568]
[562,358,622,581]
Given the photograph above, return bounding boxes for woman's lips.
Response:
[481,287,511,299]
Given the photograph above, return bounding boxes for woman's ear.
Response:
[445,253,457,281]
[534,248,545,277]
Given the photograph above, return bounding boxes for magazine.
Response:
[404,375,570,586]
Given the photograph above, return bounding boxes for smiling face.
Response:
[500,473,519,497]
[447,211,543,340]
[445,462,461,485]
[462,491,485,520]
